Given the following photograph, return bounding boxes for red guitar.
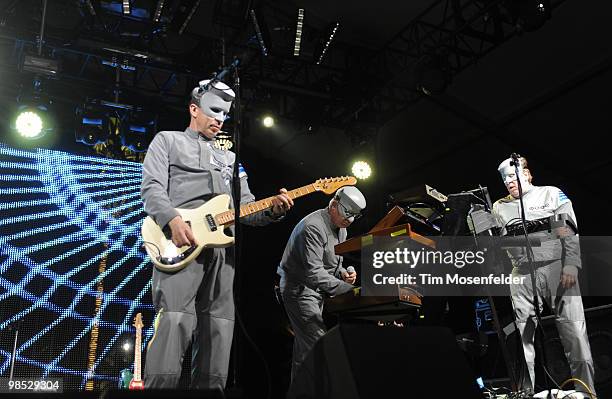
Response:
[129,313,144,390]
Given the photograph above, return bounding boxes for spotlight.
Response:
[122,0,130,15]
[15,109,43,139]
[352,161,372,180]
[262,116,275,128]
[14,103,53,140]
[75,106,110,146]
[122,342,131,352]
[121,112,156,152]
[14,79,55,140]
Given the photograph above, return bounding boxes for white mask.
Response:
[192,80,235,122]
[498,157,532,192]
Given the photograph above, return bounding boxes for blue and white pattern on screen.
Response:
[0,143,154,390]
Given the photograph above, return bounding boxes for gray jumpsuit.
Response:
[277,208,354,381]
[492,185,595,394]
[141,128,277,390]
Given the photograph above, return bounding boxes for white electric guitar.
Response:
[141,176,357,272]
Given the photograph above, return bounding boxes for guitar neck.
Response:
[216,183,318,225]
[133,328,142,381]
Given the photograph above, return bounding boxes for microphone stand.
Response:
[470,187,520,394]
[229,57,243,393]
[511,155,553,399]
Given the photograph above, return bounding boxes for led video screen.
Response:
[0,143,154,391]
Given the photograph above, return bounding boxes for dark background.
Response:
[1,0,611,397]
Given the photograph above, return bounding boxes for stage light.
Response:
[14,103,54,140]
[510,0,552,32]
[75,106,110,146]
[178,0,202,35]
[122,342,131,352]
[121,112,156,152]
[22,55,60,77]
[15,109,44,139]
[316,22,339,65]
[250,10,268,56]
[122,0,130,15]
[153,0,165,22]
[294,9,304,57]
[262,116,275,128]
[14,80,55,140]
[352,161,372,180]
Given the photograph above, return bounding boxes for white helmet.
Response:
[334,186,366,222]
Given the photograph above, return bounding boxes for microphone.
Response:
[206,58,241,90]
[345,266,357,285]
[510,152,521,166]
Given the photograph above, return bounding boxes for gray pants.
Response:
[280,277,326,381]
[144,248,235,391]
[510,261,596,394]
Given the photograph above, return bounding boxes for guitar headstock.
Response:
[133,313,143,330]
[313,176,358,195]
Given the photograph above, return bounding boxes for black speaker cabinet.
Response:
[536,304,612,395]
[288,324,481,399]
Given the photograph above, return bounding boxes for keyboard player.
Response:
[277,187,367,382]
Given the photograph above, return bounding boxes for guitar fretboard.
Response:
[215,183,317,225]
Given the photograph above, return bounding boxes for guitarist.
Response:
[277,186,366,382]
[141,79,293,390]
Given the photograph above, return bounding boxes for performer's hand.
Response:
[342,270,357,285]
[168,216,197,247]
[560,272,576,289]
[271,188,294,215]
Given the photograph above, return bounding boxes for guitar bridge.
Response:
[205,214,217,231]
